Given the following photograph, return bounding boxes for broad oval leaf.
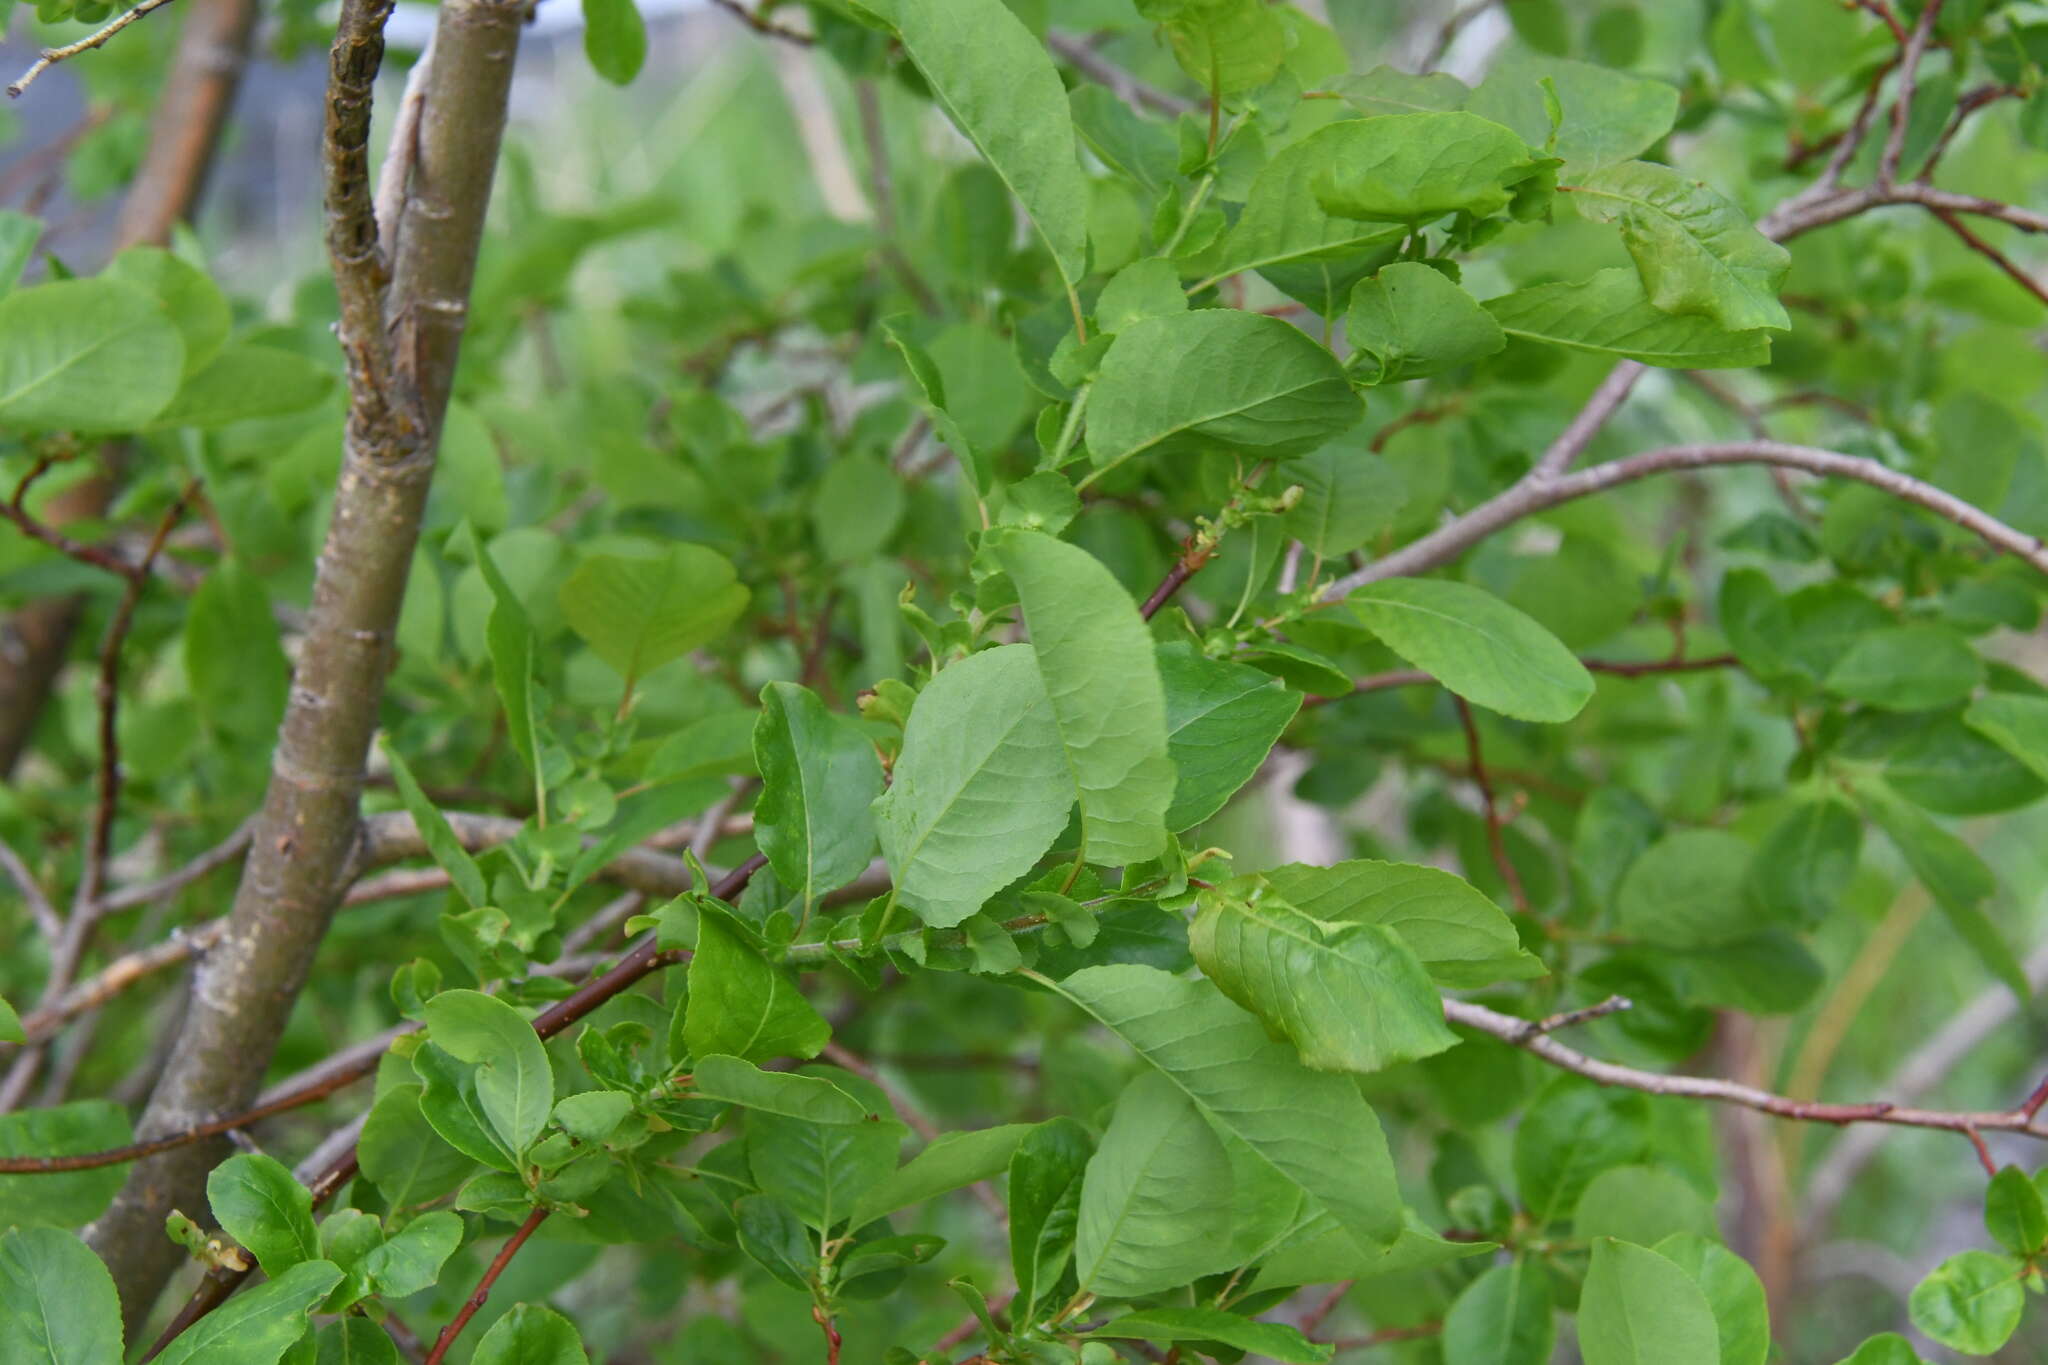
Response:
[0,278,184,431]
[558,545,749,689]
[1579,1237,1721,1365]
[1569,160,1790,331]
[1485,268,1771,368]
[847,1124,1035,1231]
[1346,262,1505,383]
[422,989,555,1156]
[1040,964,1403,1252]
[754,681,885,913]
[683,912,831,1064]
[1191,124,1406,292]
[148,344,333,429]
[1190,880,1458,1074]
[101,244,227,375]
[1442,1257,1555,1365]
[1347,577,1594,723]
[0,1227,122,1365]
[1907,1250,2025,1356]
[581,0,646,85]
[0,1100,132,1228]
[1309,112,1544,225]
[690,1054,870,1123]
[996,531,1174,866]
[206,1154,319,1278]
[1074,1070,1237,1297]
[873,644,1073,927]
[1513,1078,1649,1224]
[1823,624,1983,712]
[1158,642,1302,830]
[1261,859,1543,988]
[863,0,1088,293]
[1085,310,1363,477]
[472,1303,590,1365]
[1654,1233,1771,1365]
[1965,691,2048,784]
[151,1259,344,1365]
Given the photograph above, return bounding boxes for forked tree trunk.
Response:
[0,0,262,775]
[86,0,525,1327]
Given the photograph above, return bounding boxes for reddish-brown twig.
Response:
[1454,697,1529,914]
[423,1206,551,1365]
[1928,205,2048,310]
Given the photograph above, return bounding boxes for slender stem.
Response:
[1454,698,1528,915]
[1879,0,1944,183]
[423,1206,551,1365]
[7,0,180,98]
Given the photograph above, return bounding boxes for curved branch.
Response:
[7,0,179,98]
[1319,440,2048,600]
[1446,997,2048,1143]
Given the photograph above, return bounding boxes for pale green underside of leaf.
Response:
[1260,859,1543,987]
[1086,310,1362,475]
[1042,964,1404,1252]
[864,0,1088,291]
[1191,890,1460,1074]
[1570,160,1790,331]
[1578,1238,1721,1365]
[998,531,1174,866]
[1484,268,1771,368]
[874,645,1074,927]
[1347,577,1594,723]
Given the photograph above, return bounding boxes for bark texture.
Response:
[86,0,524,1327]
[0,0,261,775]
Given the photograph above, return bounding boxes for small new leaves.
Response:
[1190,877,1458,1074]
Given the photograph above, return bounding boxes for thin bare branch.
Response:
[1,836,61,944]
[1531,360,1646,479]
[94,819,255,915]
[710,0,814,44]
[8,0,179,98]
[1047,31,1198,118]
[1453,697,1528,914]
[1880,0,1944,184]
[1446,997,2048,1145]
[1928,204,2048,309]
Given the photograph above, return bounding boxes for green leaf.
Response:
[847,1125,1035,1230]
[1654,1234,1771,1365]
[381,744,489,909]
[873,645,1073,927]
[1039,965,1404,1252]
[1095,258,1187,335]
[1832,1335,1923,1365]
[207,1155,319,1277]
[1333,66,1471,117]
[471,1303,590,1365]
[1280,443,1404,559]
[1346,577,1594,723]
[1074,1070,1237,1297]
[313,1320,400,1365]
[1578,1238,1721,1365]
[0,1100,132,1227]
[1009,1117,1092,1319]
[422,989,555,1156]
[690,1054,869,1123]
[1260,860,1542,988]
[995,530,1174,866]
[1513,1079,1649,1225]
[152,1259,343,1365]
[1907,1250,2025,1355]
[1569,161,1790,332]
[1986,1165,2048,1255]
[1138,0,1287,95]
[1250,1214,1492,1291]
[864,0,1089,294]
[1617,830,1756,948]
[747,1086,905,1232]
[1346,262,1505,382]
[1485,268,1771,368]
[1573,1166,1714,1246]
[1964,692,2048,783]
[150,345,333,429]
[1085,310,1363,477]
[185,560,288,741]
[732,1194,813,1291]
[362,1210,462,1300]
[811,457,906,562]
[0,1227,122,1365]
[1442,1258,1555,1365]
[1824,625,1982,711]
[753,683,879,913]
[581,0,645,84]
[1190,880,1458,1074]
[1858,781,2025,996]
[1309,112,1543,225]
[685,912,831,1064]
[0,995,23,1045]
[0,212,42,296]
[1158,642,1302,830]
[558,545,749,689]
[102,244,227,375]
[358,1084,472,1210]
[477,543,544,784]
[413,1043,514,1171]
[1749,797,1860,929]
[0,279,184,430]
[551,1091,632,1143]
[1093,1307,1332,1364]
[1531,58,1680,168]
[1194,126,1407,288]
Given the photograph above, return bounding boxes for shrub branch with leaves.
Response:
[4,1,2048,1363]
